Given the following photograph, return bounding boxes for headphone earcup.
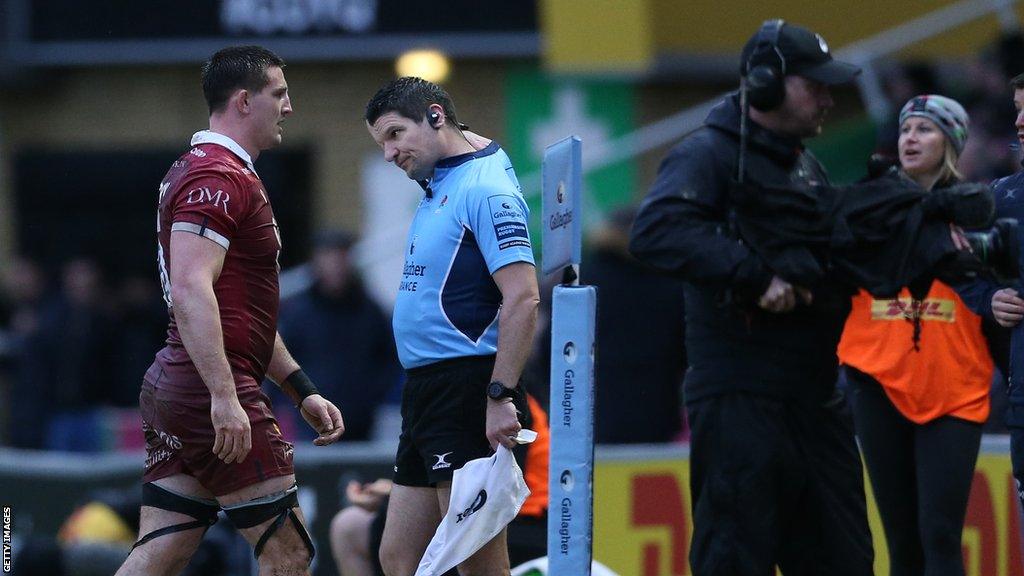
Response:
[746,64,785,111]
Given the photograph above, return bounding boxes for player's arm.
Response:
[169,231,250,464]
[487,261,540,450]
[266,333,345,446]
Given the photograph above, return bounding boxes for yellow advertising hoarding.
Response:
[543,0,1024,73]
[592,450,1024,575]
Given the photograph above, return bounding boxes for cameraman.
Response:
[630,20,873,574]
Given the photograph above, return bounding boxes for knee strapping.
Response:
[222,484,315,564]
[131,482,220,551]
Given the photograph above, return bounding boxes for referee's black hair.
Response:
[365,77,460,127]
[202,45,285,115]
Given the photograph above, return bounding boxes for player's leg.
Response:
[434,481,510,576]
[115,474,220,576]
[211,387,314,575]
[378,485,443,576]
[330,504,378,576]
[118,383,222,576]
[219,474,315,576]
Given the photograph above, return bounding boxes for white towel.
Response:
[414,442,531,576]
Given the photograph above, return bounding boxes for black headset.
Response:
[428,109,470,131]
[743,19,787,111]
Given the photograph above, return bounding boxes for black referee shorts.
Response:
[393,355,527,487]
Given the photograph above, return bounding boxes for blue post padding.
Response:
[541,136,583,276]
[548,284,597,575]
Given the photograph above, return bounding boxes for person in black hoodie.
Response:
[630,20,874,575]
[275,230,403,441]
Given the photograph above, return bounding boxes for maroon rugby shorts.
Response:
[140,379,295,496]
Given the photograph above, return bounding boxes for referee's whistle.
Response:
[511,429,538,444]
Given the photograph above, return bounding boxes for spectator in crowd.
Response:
[958,51,1019,183]
[37,258,115,451]
[0,255,48,448]
[275,230,402,441]
[108,275,169,408]
[583,206,687,444]
[0,255,46,339]
[840,95,990,576]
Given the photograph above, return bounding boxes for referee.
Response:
[364,77,539,576]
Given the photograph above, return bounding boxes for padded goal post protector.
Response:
[541,136,583,277]
[548,284,597,574]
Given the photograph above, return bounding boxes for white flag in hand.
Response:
[414,443,531,576]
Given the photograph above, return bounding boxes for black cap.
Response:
[741,21,860,85]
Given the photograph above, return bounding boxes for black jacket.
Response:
[731,168,960,300]
[630,94,852,403]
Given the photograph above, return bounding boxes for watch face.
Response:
[488,382,504,398]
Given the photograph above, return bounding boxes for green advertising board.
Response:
[505,66,636,246]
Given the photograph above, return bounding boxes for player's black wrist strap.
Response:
[282,369,320,406]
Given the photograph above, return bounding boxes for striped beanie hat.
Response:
[899,94,969,154]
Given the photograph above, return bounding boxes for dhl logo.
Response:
[870,298,956,323]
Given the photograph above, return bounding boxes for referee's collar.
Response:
[427,141,500,192]
[191,130,258,176]
[435,141,500,171]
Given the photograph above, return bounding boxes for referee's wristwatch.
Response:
[487,380,521,403]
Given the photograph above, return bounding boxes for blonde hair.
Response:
[932,139,962,188]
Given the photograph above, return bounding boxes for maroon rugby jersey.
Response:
[149,131,281,393]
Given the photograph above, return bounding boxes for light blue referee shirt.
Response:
[393,142,535,369]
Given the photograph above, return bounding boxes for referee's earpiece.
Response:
[745,19,787,112]
[429,111,442,129]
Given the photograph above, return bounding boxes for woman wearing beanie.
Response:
[838,95,991,576]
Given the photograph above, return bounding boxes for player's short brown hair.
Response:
[1010,72,1024,91]
[202,45,285,114]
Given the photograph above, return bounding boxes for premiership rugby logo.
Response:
[487,194,531,250]
[455,490,488,523]
[435,195,449,214]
